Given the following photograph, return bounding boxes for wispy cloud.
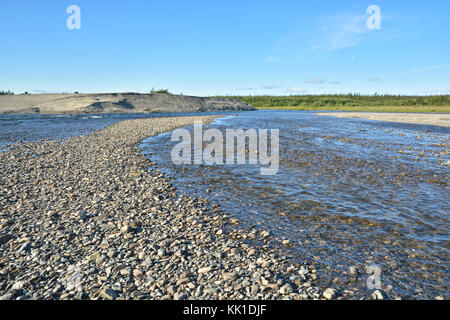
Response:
[271,9,376,59]
[316,12,370,51]
[387,64,450,77]
[237,81,341,94]
[266,6,407,63]
[365,64,450,82]
[238,85,283,91]
[32,89,64,94]
[262,85,282,90]
[305,78,341,85]
[305,77,325,84]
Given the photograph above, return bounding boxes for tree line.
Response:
[217,94,450,107]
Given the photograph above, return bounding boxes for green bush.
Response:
[150,88,170,94]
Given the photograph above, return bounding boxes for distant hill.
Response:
[0,93,255,114]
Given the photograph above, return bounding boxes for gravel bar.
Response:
[0,116,331,300]
[315,112,450,127]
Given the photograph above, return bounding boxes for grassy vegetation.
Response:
[217,94,450,113]
[256,105,450,113]
[150,88,170,94]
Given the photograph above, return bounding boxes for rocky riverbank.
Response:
[0,116,329,300]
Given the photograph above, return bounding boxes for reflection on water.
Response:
[141,110,450,299]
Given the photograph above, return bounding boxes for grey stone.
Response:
[0,293,15,300]
[100,288,120,300]
[18,242,31,253]
[174,292,187,300]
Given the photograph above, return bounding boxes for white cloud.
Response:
[366,77,382,82]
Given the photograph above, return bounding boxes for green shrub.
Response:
[150,88,170,94]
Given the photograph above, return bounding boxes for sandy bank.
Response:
[0,93,254,114]
[315,112,450,127]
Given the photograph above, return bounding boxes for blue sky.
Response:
[1,0,449,96]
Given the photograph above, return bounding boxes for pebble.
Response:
[203,287,219,295]
[222,272,237,281]
[0,293,15,300]
[322,288,337,300]
[250,285,259,296]
[11,281,26,291]
[279,283,293,295]
[0,234,14,245]
[174,293,187,300]
[18,242,31,253]
[100,288,120,300]
[349,266,358,276]
[371,290,386,300]
[198,267,212,274]
[133,269,143,277]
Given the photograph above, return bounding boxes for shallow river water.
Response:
[140,110,449,299]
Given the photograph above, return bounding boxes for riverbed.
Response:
[140,110,449,299]
[1,110,448,299]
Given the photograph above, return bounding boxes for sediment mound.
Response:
[0,93,255,114]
